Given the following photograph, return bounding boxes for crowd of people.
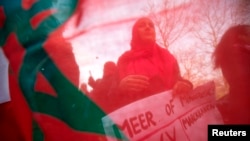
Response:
[87,17,193,113]
[86,17,250,124]
[0,8,249,140]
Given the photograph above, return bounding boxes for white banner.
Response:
[0,48,10,104]
[102,81,224,141]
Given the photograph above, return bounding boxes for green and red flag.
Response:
[0,0,126,140]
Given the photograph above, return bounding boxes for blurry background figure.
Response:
[213,24,250,124]
[88,61,118,112]
[88,70,101,91]
[80,82,89,95]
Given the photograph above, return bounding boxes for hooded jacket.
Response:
[112,17,184,109]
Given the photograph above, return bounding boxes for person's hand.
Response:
[119,75,149,93]
[172,80,193,96]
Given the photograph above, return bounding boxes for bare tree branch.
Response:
[144,0,192,48]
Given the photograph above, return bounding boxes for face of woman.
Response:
[135,18,156,44]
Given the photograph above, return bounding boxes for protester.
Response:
[108,17,193,112]
[80,82,89,95]
[88,71,101,91]
[213,24,250,124]
[88,61,119,111]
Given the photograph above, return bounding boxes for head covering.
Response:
[213,24,250,68]
[130,17,156,50]
[103,61,117,77]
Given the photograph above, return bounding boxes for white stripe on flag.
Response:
[0,48,10,104]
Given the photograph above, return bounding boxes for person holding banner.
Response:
[108,17,193,112]
[213,25,250,124]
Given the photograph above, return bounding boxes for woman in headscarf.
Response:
[109,17,193,111]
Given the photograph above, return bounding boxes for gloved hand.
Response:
[119,75,150,93]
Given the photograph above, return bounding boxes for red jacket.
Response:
[110,44,182,110]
